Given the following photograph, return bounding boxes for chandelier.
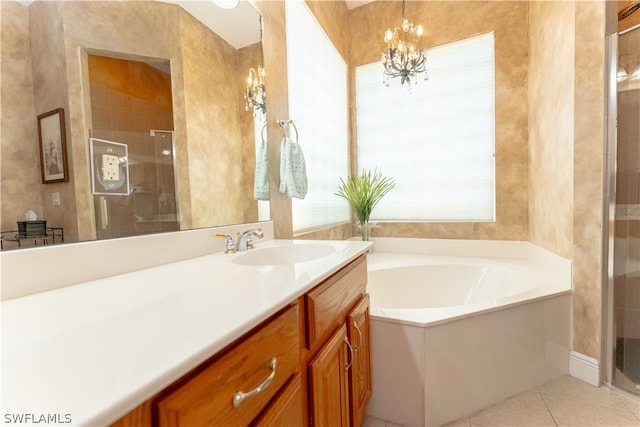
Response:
[243,66,266,113]
[382,0,428,90]
[244,16,266,114]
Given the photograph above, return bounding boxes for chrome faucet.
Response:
[214,228,263,253]
[236,228,264,251]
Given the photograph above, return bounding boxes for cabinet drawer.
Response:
[155,305,300,427]
[306,256,366,349]
[253,375,304,426]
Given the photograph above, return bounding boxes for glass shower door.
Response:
[93,130,179,240]
[612,24,640,395]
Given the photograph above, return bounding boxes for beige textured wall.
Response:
[573,0,606,361]
[28,1,77,240]
[528,1,575,259]
[179,9,248,228]
[348,1,529,241]
[2,4,79,244]
[0,1,44,235]
[529,0,607,361]
[307,0,351,60]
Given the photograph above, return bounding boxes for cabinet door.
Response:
[347,294,372,427]
[308,325,350,427]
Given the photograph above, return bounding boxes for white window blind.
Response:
[356,32,496,222]
[286,0,350,233]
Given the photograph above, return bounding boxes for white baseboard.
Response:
[569,351,600,386]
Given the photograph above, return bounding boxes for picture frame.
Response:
[37,108,68,183]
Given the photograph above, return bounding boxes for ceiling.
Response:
[16,0,374,49]
[174,0,373,46]
[165,0,260,49]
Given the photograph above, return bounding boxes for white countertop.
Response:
[1,239,371,426]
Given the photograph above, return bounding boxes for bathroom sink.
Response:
[232,243,337,266]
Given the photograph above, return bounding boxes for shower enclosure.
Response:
[608,15,640,396]
[88,54,179,240]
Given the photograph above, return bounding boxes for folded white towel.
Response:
[279,136,308,199]
[254,139,269,201]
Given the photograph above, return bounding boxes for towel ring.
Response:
[277,119,299,143]
[261,124,267,144]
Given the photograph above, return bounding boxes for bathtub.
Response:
[364,238,572,427]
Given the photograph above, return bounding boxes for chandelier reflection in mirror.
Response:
[382,0,428,91]
[244,16,266,114]
[244,66,265,113]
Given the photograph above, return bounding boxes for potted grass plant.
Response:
[335,168,396,241]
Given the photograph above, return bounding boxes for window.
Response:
[286,0,350,232]
[355,32,496,222]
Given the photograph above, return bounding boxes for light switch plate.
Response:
[52,192,60,206]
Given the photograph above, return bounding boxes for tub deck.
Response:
[366,251,571,327]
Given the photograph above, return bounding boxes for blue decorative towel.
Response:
[279,136,308,199]
[254,139,269,201]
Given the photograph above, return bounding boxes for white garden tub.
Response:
[364,238,572,427]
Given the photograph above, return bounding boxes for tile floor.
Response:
[363,375,640,427]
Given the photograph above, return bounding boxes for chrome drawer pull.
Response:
[345,337,354,371]
[352,320,363,352]
[233,357,277,408]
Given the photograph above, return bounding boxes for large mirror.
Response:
[1,0,268,250]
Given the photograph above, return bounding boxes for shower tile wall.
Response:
[88,55,175,238]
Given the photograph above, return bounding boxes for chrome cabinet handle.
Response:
[233,357,277,407]
[352,320,363,352]
[345,337,354,371]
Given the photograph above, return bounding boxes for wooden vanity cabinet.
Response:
[304,255,371,427]
[347,294,372,427]
[112,255,371,427]
[154,304,300,427]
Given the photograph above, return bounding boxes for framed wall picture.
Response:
[37,108,68,183]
